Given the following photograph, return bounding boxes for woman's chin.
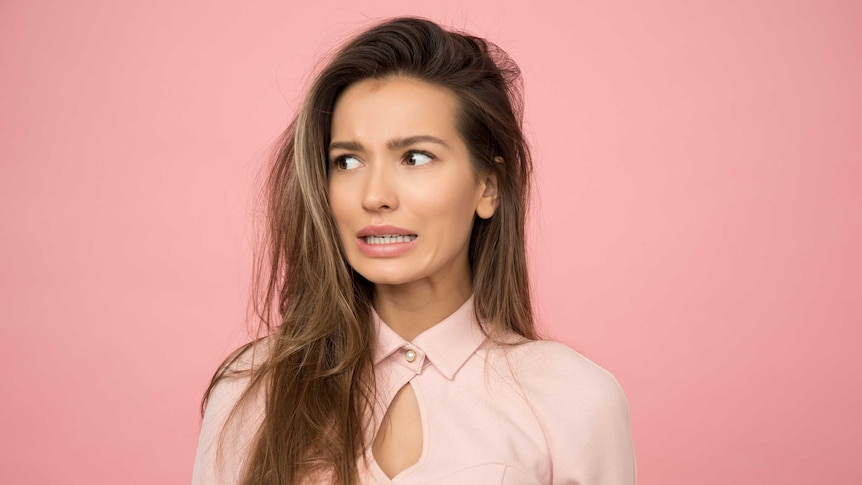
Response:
[359,272,418,288]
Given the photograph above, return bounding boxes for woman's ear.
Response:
[476,157,502,219]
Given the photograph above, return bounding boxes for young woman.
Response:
[192,17,636,485]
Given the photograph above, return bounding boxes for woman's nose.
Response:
[361,163,398,212]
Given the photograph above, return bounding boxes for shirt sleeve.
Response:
[518,342,637,485]
[191,350,265,485]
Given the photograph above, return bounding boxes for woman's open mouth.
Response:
[363,235,418,244]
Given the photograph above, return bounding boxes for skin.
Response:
[328,76,499,341]
[327,76,499,478]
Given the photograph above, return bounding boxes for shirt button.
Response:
[405,349,417,363]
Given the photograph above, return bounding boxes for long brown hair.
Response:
[203,16,536,484]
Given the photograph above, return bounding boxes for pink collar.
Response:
[372,296,487,380]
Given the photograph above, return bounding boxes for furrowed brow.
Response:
[387,135,449,150]
[328,136,449,152]
[328,140,364,152]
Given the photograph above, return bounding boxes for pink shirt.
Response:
[192,297,636,484]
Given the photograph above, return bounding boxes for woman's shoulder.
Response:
[203,336,273,414]
[192,337,272,484]
[484,337,630,416]
[483,337,637,482]
[494,338,622,384]
[216,335,274,374]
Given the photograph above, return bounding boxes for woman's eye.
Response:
[334,155,361,170]
[404,151,433,166]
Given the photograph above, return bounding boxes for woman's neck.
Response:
[372,279,472,341]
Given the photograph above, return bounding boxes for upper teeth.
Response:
[365,235,417,244]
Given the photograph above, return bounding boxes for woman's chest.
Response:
[363,362,551,484]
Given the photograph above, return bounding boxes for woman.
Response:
[192,17,636,485]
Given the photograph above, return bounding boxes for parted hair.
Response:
[203,16,536,484]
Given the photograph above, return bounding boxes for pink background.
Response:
[1,0,860,483]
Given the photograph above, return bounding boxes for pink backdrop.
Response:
[1,0,860,483]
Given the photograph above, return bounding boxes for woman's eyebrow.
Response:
[329,140,363,152]
[387,135,449,150]
[328,135,449,152]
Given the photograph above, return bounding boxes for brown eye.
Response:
[333,155,361,170]
[404,151,433,166]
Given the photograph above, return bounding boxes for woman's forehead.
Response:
[331,77,460,142]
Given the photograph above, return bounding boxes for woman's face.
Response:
[327,77,498,291]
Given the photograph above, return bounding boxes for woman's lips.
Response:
[356,224,415,238]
